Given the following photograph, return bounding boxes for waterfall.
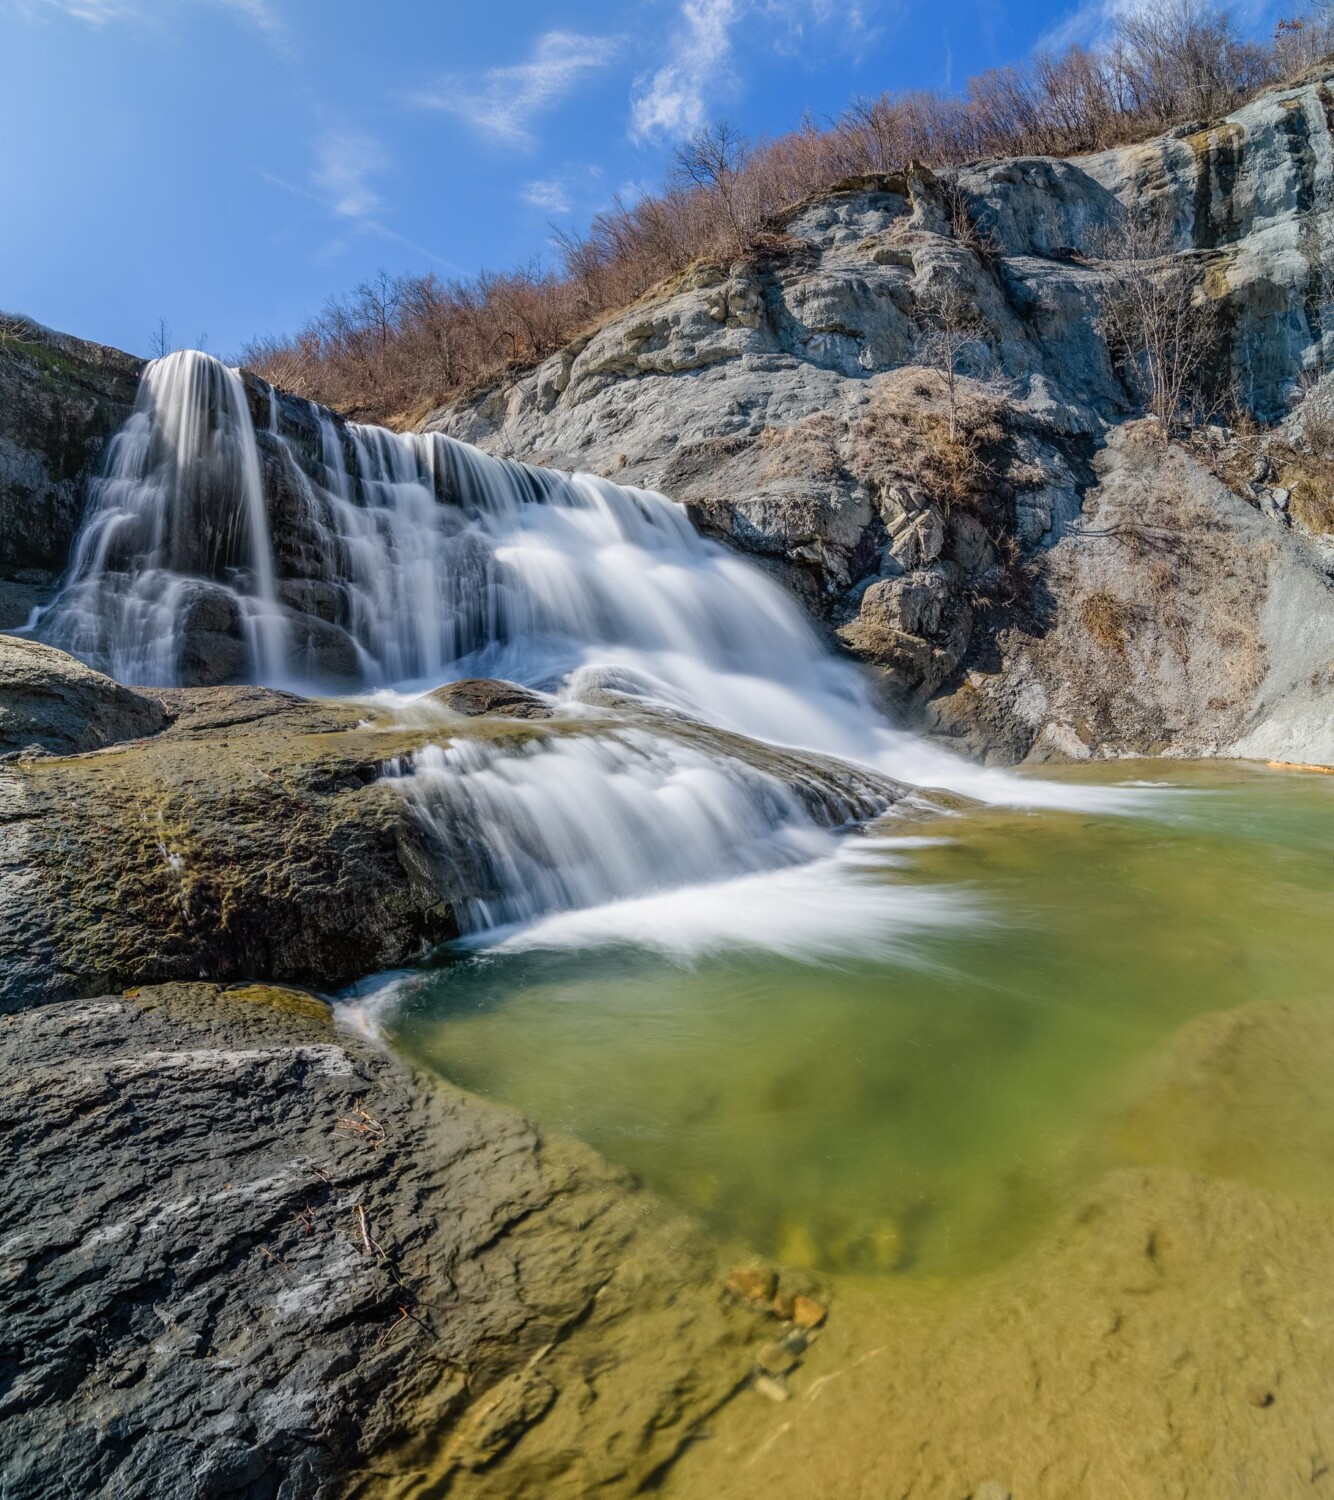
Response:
[392,730,847,937]
[40,351,286,685]
[32,350,1128,951]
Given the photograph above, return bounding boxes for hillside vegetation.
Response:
[242,0,1334,425]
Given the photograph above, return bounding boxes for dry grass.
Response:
[1253,440,1334,534]
[848,376,1006,511]
[758,413,845,481]
[1079,590,1136,651]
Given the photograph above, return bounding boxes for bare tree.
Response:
[149,316,174,359]
[355,270,403,353]
[914,283,990,440]
[672,121,755,258]
[1092,206,1225,437]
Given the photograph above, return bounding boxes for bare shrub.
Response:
[914,283,994,441]
[671,121,757,258]
[1092,206,1226,436]
[149,316,174,359]
[850,378,1006,511]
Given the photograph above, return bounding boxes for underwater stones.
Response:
[0,635,167,758]
[726,1264,779,1303]
[792,1295,827,1330]
[756,1339,801,1377]
[753,1375,792,1402]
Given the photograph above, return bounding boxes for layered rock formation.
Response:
[432,68,1334,764]
[0,982,773,1499]
[0,657,912,1012]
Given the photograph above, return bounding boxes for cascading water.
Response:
[33,350,1129,953]
[40,351,286,685]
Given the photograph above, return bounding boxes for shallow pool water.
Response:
[384,761,1334,1279]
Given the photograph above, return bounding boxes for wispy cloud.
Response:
[258,134,463,274]
[631,0,740,142]
[1039,0,1268,52]
[17,0,285,32]
[522,179,574,215]
[630,0,875,143]
[410,30,621,148]
[313,132,384,220]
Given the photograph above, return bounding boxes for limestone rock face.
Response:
[924,424,1334,764]
[423,70,1334,762]
[0,983,767,1499]
[0,635,167,757]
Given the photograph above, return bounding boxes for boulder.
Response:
[0,688,458,1010]
[429,677,554,719]
[0,635,167,757]
[0,982,770,1499]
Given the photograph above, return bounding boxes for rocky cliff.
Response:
[0,316,142,628]
[432,67,1334,765]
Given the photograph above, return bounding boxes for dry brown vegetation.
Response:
[849,379,1008,512]
[1080,589,1137,650]
[240,1,1334,425]
[1279,452,1334,531]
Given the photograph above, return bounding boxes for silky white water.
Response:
[34,350,1133,953]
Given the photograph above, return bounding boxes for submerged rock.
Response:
[429,677,554,719]
[0,635,168,758]
[0,983,769,1499]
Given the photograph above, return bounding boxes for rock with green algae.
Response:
[0,682,461,1011]
[0,673,931,1011]
[0,982,771,1500]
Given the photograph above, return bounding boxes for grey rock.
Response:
[0,635,167,757]
[0,983,768,1499]
[416,71,1334,761]
[0,316,141,579]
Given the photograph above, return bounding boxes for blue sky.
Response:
[0,0,1281,358]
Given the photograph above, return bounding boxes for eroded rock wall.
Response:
[428,69,1334,765]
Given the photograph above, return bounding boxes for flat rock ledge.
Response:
[0,984,771,1499]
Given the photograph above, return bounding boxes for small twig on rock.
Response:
[336,1100,387,1147]
[354,1202,389,1260]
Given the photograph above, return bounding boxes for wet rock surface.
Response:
[0,983,768,1500]
[428,678,554,720]
[0,666,921,1011]
[0,685,458,1010]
